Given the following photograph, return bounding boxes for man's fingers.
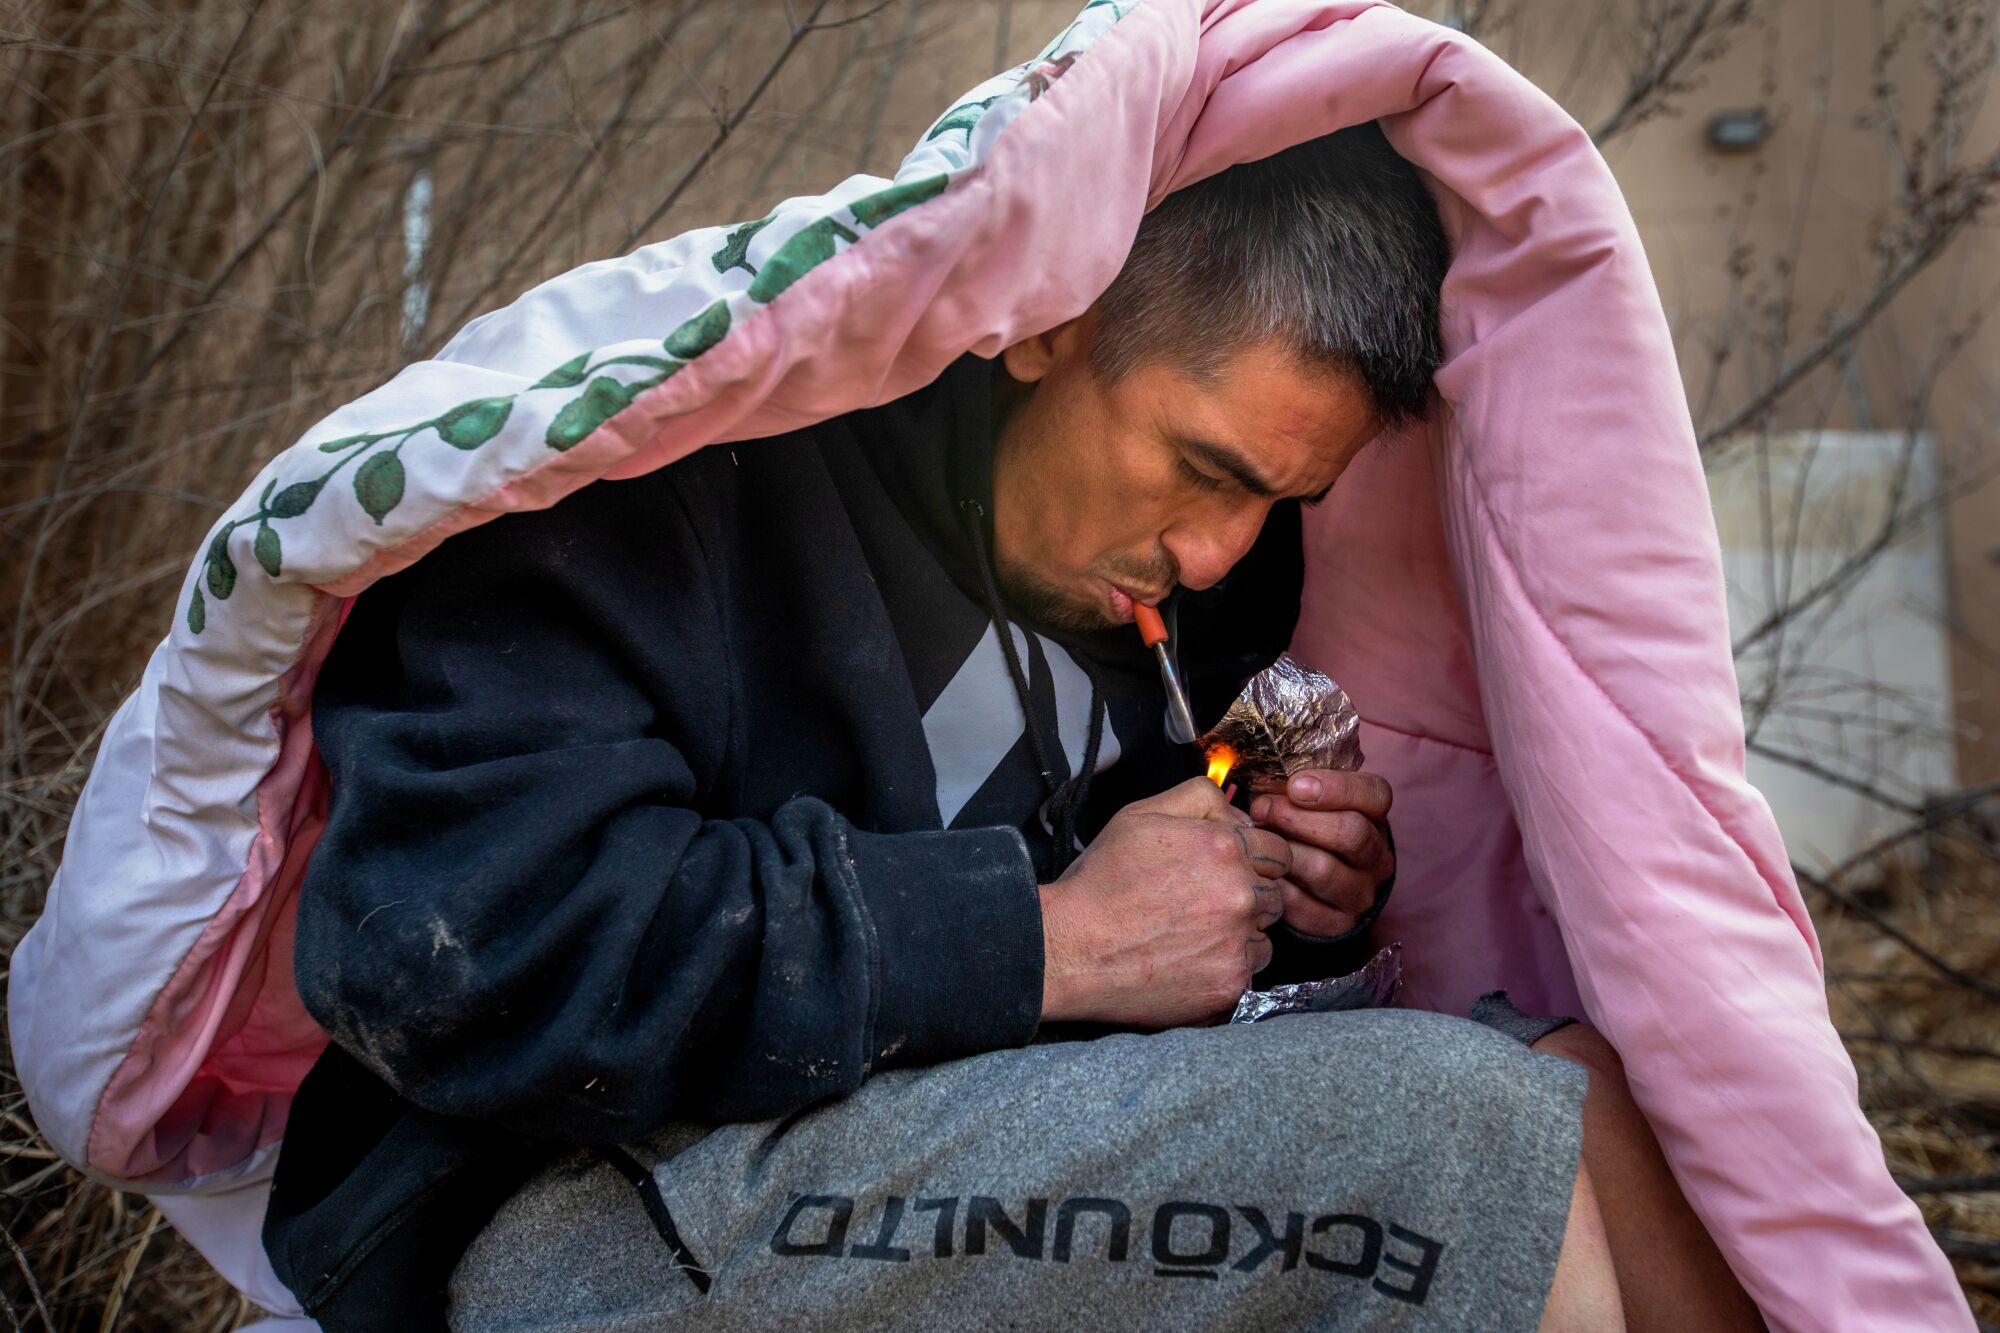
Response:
[1281,842,1378,916]
[1246,931,1274,977]
[1278,878,1361,938]
[1246,876,1284,930]
[1139,775,1241,822]
[1248,800,1389,876]
[1250,770,1392,820]
[1229,824,1293,880]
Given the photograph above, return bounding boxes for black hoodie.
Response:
[263,352,1379,1327]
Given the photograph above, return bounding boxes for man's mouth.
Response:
[1105,581,1170,623]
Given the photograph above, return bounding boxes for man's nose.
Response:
[1161,507,1267,592]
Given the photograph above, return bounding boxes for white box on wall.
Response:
[1709,431,1958,869]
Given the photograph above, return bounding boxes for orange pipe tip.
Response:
[1133,602,1168,648]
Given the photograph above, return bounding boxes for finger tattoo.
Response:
[1250,877,1283,927]
[1231,823,1289,876]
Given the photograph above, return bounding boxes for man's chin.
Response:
[994,564,1122,634]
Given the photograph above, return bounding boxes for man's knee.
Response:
[1540,1160,1626,1332]
[1530,1022,1652,1153]
[1218,1008,1588,1136]
[1532,1021,1627,1092]
[1239,1006,1560,1079]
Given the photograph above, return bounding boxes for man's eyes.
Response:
[1175,453,1229,493]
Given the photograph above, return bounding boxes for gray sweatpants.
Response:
[451,1005,1587,1332]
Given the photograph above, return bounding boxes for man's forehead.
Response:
[1143,353,1375,479]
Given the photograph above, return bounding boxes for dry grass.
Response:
[1821,826,2000,1326]
[0,745,262,1330]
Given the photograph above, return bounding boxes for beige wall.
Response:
[1455,1,2000,786]
[841,0,2000,788]
[940,2,2000,788]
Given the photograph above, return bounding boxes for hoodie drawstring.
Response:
[959,499,1105,877]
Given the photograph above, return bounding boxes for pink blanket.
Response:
[9,1,1968,1326]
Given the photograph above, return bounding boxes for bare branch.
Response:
[1798,863,2000,1004]
[4,0,264,784]
[623,0,835,249]
[1593,0,1757,145]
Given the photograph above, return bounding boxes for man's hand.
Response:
[1039,777,1292,1028]
[1246,770,1394,938]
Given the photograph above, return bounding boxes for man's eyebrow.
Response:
[1173,433,1279,498]
[1174,431,1337,505]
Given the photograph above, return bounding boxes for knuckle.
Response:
[1371,774,1394,814]
[1291,843,1333,884]
[1241,882,1268,921]
[1330,812,1370,854]
[1251,794,1289,826]
[1220,882,1256,924]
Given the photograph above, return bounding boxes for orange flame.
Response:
[1205,743,1238,787]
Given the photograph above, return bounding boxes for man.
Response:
[263,125,1757,1330]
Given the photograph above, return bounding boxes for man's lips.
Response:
[1106,583,1134,622]
[1106,581,1171,622]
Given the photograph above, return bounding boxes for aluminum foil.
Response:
[1198,653,1364,787]
[1232,943,1403,1023]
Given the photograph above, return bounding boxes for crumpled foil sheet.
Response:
[1198,653,1364,787]
[1232,943,1403,1024]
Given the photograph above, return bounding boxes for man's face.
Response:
[990,315,1383,632]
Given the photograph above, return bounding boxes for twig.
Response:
[1898,1174,2000,1194]
[1829,972,1956,1122]
[857,0,927,170]
[96,1206,163,1333]
[427,10,695,344]
[1697,153,2000,453]
[1840,1031,2000,1063]
[1,1161,68,1199]
[800,0,899,34]
[622,0,835,248]
[1799,864,2000,1004]
[101,0,452,414]
[4,0,264,788]
[1747,739,1927,818]
[3,1225,53,1331]
[395,6,632,76]
[1819,783,2000,883]
[1932,1230,2000,1265]
[1836,969,2000,990]
[1592,0,1750,145]
[1728,382,1993,664]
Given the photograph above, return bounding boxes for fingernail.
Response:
[1249,796,1271,822]
[1290,775,1322,803]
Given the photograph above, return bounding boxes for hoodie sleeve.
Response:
[294,475,1045,1143]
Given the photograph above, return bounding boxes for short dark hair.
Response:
[1089,122,1449,426]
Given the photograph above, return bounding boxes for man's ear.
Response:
[1000,310,1093,384]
